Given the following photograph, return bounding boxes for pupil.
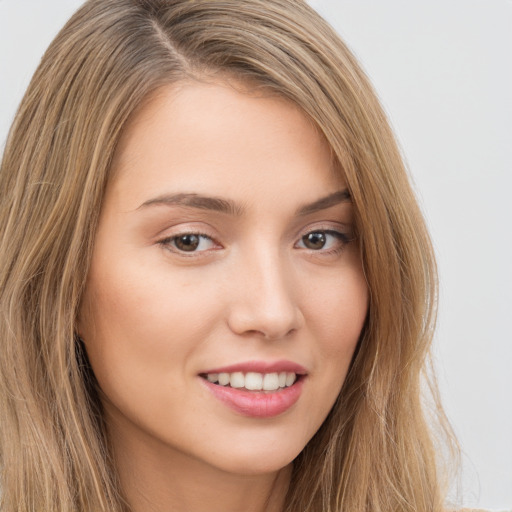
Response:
[304,232,326,250]
[176,234,200,251]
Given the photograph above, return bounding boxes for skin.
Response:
[79,79,369,512]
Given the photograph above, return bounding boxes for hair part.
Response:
[0,1,458,511]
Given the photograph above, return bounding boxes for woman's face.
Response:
[79,80,368,476]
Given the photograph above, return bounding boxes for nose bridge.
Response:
[227,243,303,339]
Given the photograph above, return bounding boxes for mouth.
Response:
[200,371,302,392]
[198,363,307,418]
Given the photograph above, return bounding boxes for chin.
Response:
[213,455,295,477]
[198,435,306,477]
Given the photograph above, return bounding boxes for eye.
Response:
[296,229,350,252]
[160,233,217,253]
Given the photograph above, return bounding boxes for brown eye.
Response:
[302,232,327,250]
[174,234,201,252]
[159,231,219,256]
[296,229,350,253]
[159,232,218,254]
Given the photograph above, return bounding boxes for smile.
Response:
[202,371,297,391]
[199,362,307,418]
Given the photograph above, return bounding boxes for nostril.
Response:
[226,266,305,338]
[229,324,299,341]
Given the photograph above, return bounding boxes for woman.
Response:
[0,0,458,511]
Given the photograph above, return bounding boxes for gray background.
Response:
[1,1,511,508]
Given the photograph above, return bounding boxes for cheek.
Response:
[78,254,219,404]
[291,265,367,444]
[310,266,368,345]
[81,249,214,340]
[304,262,368,389]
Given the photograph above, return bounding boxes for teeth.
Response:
[230,372,245,388]
[285,373,296,387]
[218,373,230,386]
[245,372,263,390]
[263,373,279,391]
[205,371,298,390]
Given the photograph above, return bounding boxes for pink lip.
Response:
[199,360,307,418]
[200,377,305,418]
[201,360,307,375]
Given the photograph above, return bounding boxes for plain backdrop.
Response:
[1,1,511,509]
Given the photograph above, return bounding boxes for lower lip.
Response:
[201,378,305,418]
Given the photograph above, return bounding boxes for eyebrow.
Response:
[138,193,244,216]
[296,189,351,215]
[137,189,351,216]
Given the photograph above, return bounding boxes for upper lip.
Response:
[200,360,308,375]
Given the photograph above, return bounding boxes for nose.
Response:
[226,248,304,340]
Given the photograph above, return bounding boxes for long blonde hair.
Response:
[0,1,458,510]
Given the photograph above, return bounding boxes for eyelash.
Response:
[157,227,353,258]
[296,229,351,256]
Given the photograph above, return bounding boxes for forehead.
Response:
[107,79,344,213]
